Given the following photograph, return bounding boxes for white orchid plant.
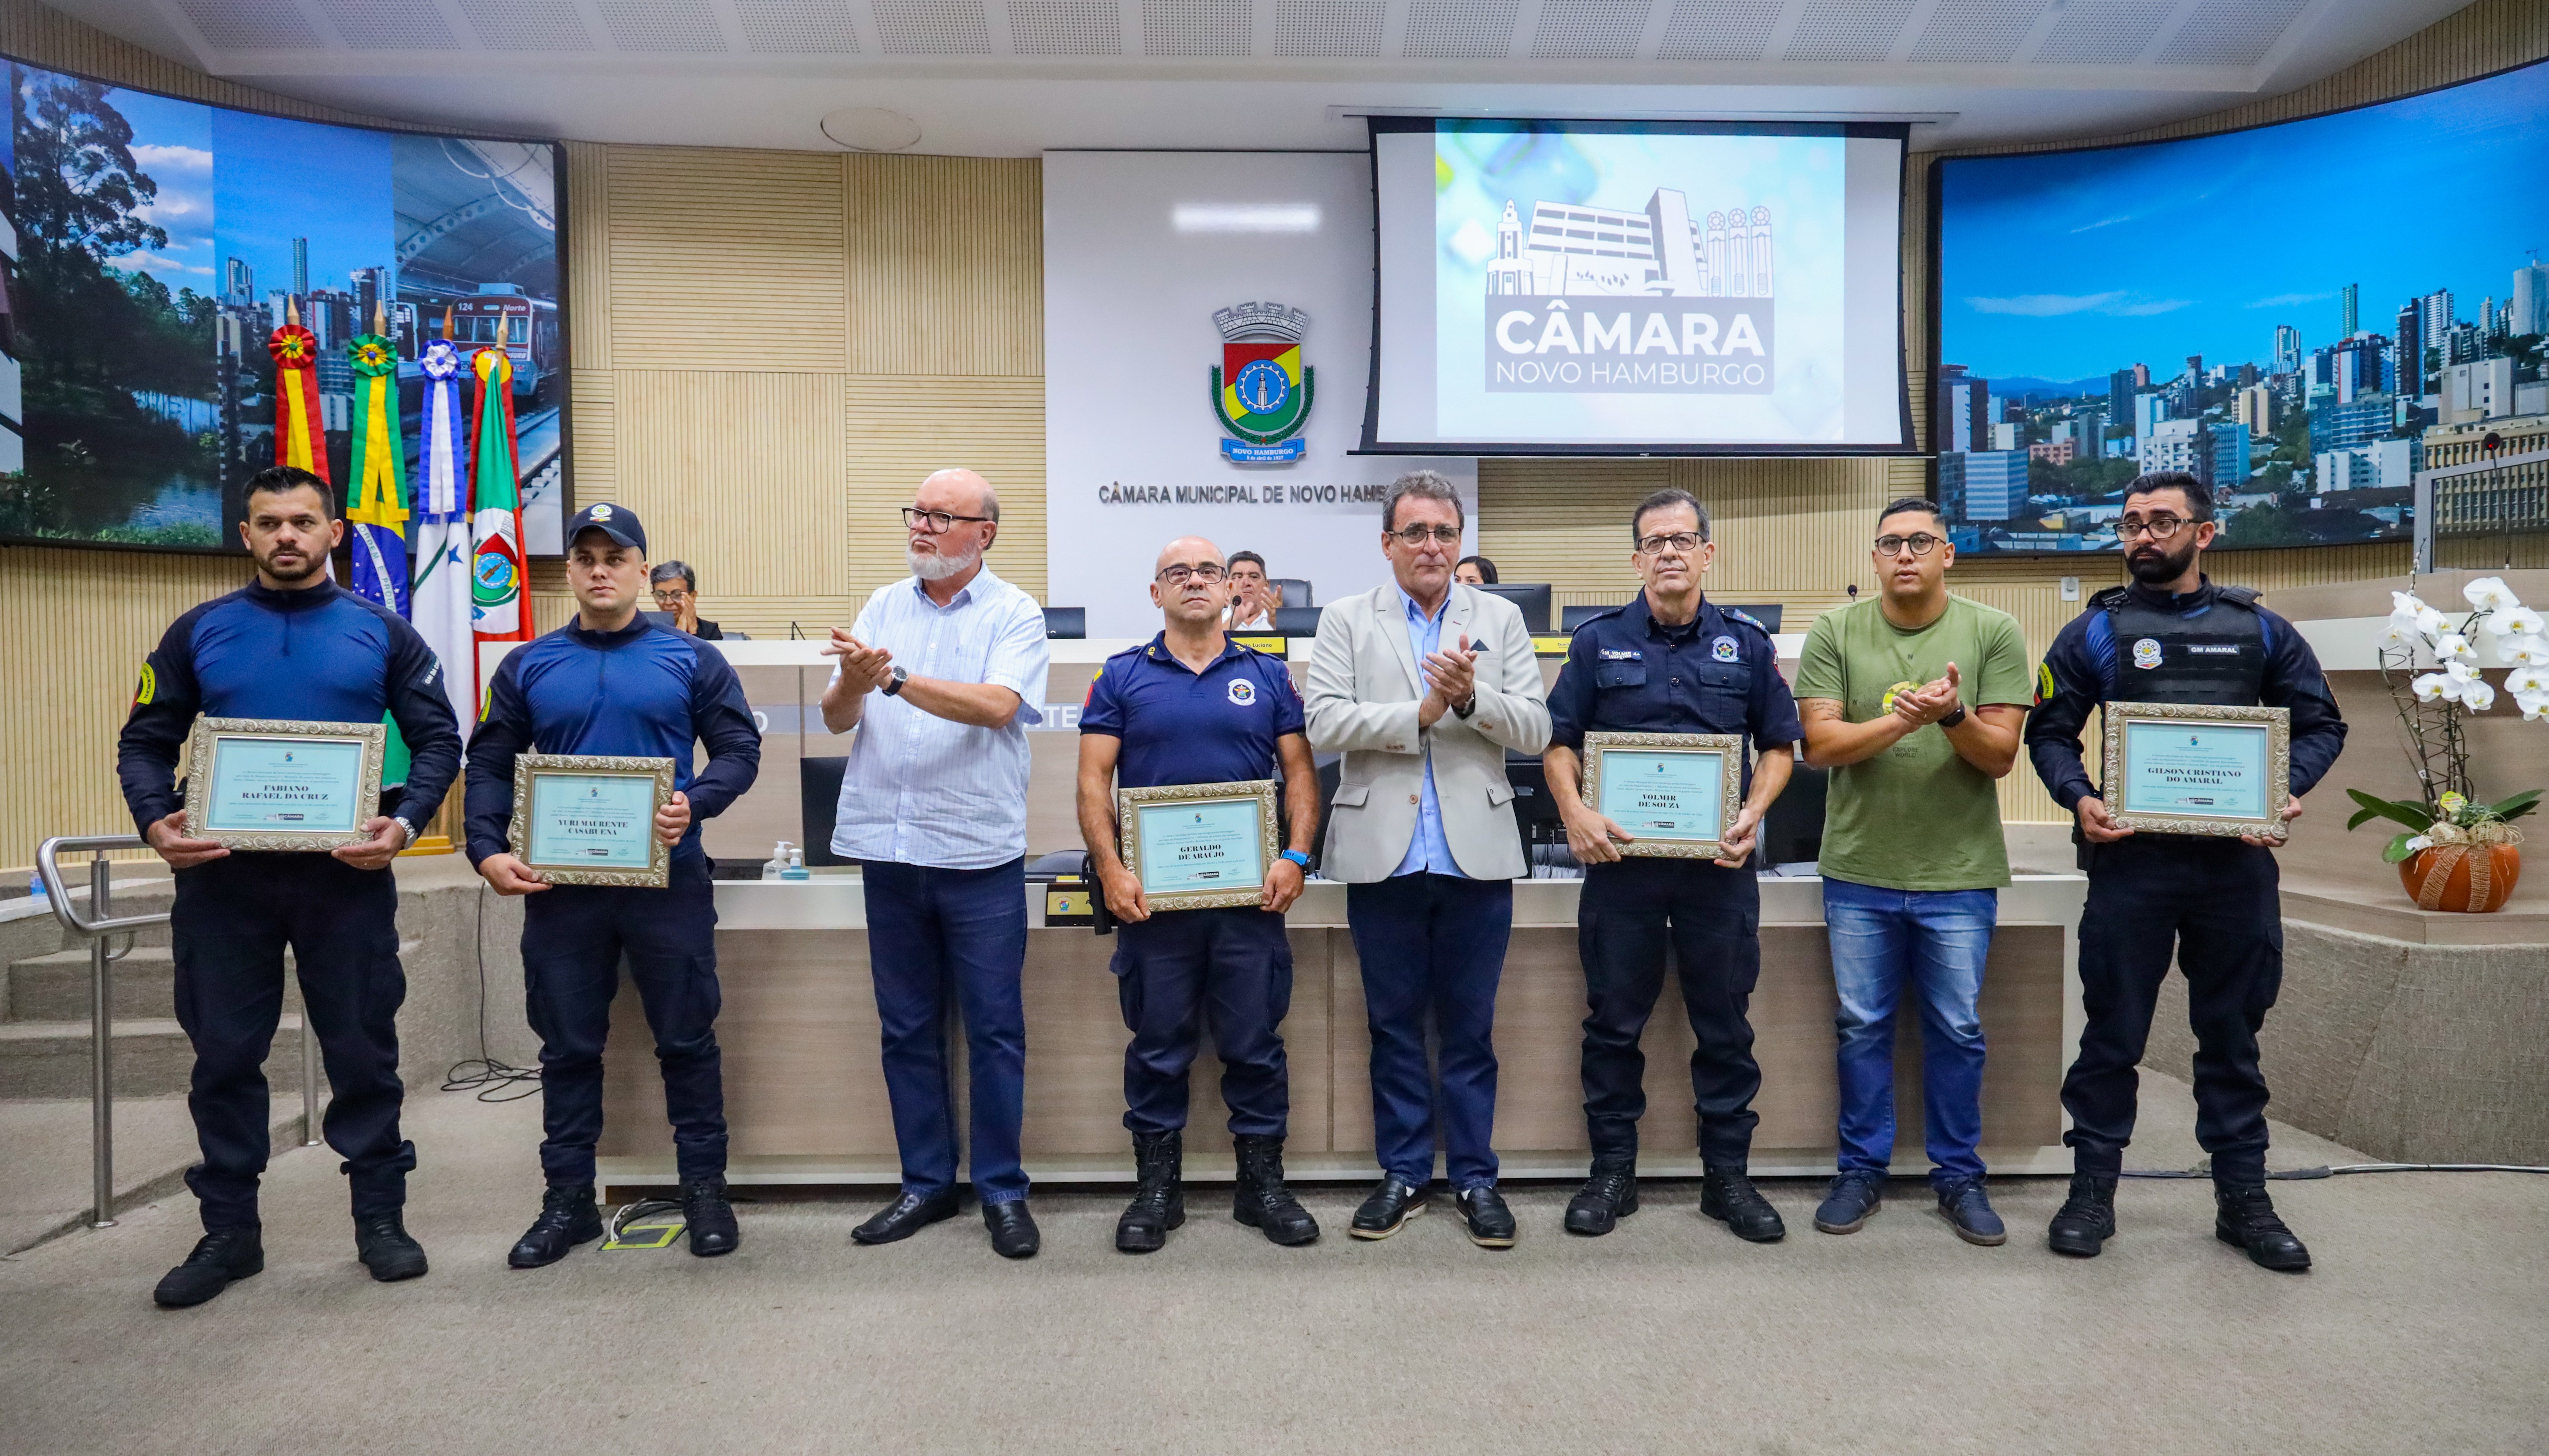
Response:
[2348,576,2543,861]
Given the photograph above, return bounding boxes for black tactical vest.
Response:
[2097,583,2267,707]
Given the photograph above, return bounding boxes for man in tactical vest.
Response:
[2025,471,2347,1272]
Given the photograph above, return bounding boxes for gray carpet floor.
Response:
[2,1071,2542,1455]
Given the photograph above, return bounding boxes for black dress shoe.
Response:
[1349,1175,1428,1240]
[1700,1165,1786,1243]
[2215,1185,2310,1272]
[686,1178,741,1258]
[1565,1161,1639,1236]
[153,1226,263,1308]
[1232,1133,1320,1246]
[2047,1173,2117,1258]
[354,1211,429,1281]
[984,1199,1041,1259]
[1118,1129,1184,1254]
[1456,1185,1516,1249]
[510,1184,604,1269]
[853,1188,960,1244]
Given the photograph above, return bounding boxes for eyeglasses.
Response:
[650,589,691,605]
[1635,532,1705,555]
[1389,524,1463,547]
[1156,564,1228,585]
[902,506,994,533]
[1873,533,1944,557]
[2115,516,2191,541]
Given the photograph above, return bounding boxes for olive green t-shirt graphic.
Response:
[1792,595,2032,891]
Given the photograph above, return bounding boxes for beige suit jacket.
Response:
[1304,583,1553,883]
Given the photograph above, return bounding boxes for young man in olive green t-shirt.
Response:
[1793,497,2031,1248]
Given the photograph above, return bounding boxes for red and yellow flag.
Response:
[268,297,328,479]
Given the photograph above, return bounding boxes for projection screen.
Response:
[1365,118,1912,456]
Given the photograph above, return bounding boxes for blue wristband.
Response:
[1280,850,1312,870]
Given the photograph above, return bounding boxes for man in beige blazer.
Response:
[1305,470,1551,1249]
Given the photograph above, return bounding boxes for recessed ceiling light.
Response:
[1172,203,1323,234]
[820,107,923,152]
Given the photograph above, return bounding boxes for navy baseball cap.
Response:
[565,501,646,554]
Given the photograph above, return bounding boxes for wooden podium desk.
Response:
[596,873,2087,1193]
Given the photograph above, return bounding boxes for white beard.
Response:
[909,543,979,581]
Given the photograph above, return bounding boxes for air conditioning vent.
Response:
[1144,0,1252,56]
[596,0,729,52]
[317,0,459,49]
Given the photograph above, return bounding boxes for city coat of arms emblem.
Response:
[1211,301,1314,463]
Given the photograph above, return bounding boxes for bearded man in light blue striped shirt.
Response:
[821,468,1053,1260]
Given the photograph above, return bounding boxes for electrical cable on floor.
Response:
[608,1199,685,1243]
[2122,1163,2549,1179]
[442,884,542,1102]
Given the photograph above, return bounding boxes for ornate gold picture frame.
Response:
[2100,701,2292,840]
[508,753,678,888]
[183,716,386,851]
[1580,731,1747,860]
[1117,778,1280,912]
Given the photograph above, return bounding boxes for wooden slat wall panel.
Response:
[845,156,1043,378]
[564,140,612,373]
[612,371,848,601]
[844,376,1049,605]
[0,547,244,855]
[604,147,847,370]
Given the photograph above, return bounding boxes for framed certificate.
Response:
[507,754,677,887]
[2101,701,2292,840]
[1117,779,1279,911]
[184,716,386,851]
[1580,731,1746,858]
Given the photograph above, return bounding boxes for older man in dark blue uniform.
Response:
[1542,488,1800,1243]
[1077,535,1323,1254]
[2027,472,2345,1272]
[118,466,462,1307]
[467,503,762,1268]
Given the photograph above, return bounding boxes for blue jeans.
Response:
[1346,874,1513,1190]
[861,858,1030,1204]
[1822,876,1997,1186]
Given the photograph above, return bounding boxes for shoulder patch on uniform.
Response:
[1722,608,1769,633]
[2035,662,2055,705]
[134,662,155,706]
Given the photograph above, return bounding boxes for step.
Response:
[7,948,178,1023]
[0,1015,307,1099]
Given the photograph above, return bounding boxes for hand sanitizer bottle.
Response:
[782,845,809,881]
[762,841,792,881]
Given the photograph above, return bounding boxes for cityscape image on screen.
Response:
[1933,58,2549,555]
[0,57,562,553]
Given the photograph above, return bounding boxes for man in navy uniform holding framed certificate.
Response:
[117,465,462,1308]
[1541,488,1800,1244]
[467,503,762,1268]
[1077,536,1322,1254]
[2028,471,2345,1271]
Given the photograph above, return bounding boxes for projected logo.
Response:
[1211,302,1315,463]
[1482,193,1774,395]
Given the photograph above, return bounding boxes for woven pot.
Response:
[2398,842,2523,913]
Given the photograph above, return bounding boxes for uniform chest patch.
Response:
[2132,637,2163,670]
[1598,648,1641,661]
[1712,637,1739,663]
[1226,678,1256,706]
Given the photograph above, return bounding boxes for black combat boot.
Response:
[2215,1184,2310,1272]
[2046,1173,2118,1258]
[1700,1164,1786,1242]
[153,1226,264,1308]
[354,1211,429,1281]
[510,1184,604,1269]
[1232,1133,1320,1246]
[1116,1129,1184,1254]
[1564,1157,1639,1236]
[685,1177,741,1258]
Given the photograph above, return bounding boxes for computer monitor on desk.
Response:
[1273,606,1323,636]
[1476,583,1551,633]
[1043,606,1086,639]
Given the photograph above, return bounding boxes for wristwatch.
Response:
[1450,694,1478,720]
[1937,703,1968,729]
[882,666,909,697]
[390,816,415,845]
[1280,850,1312,871]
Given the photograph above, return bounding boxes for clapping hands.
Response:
[1894,661,1964,728]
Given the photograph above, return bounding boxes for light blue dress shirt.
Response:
[828,566,1050,870]
[1391,585,1466,879]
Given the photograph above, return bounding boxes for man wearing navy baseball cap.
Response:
[463,501,764,1267]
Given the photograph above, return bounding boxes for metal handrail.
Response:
[33,835,321,1231]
